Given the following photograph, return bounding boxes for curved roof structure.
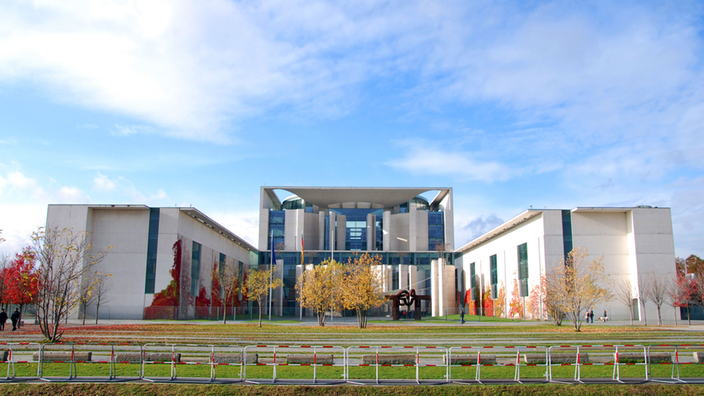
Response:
[262,186,450,209]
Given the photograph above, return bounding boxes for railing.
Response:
[1,342,703,384]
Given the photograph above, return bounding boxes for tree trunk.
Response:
[687,305,691,325]
[641,303,647,325]
[656,305,662,326]
[673,306,678,327]
[222,301,227,325]
[95,297,101,325]
[629,304,633,326]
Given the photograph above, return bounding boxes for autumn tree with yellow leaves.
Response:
[296,259,344,327]
[340,253,385,329]
[545,247,612,331]
[245,265,282,327]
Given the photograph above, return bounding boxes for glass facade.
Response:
[330,208,383,251]
[144,208,160,294]
[561,210,573,262]
[191,241,201,295]
[517,243,528,297]
[268,210,285,250]
[428,211,444,250]
[490,254,498,299]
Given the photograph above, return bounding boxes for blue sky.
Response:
[1,0,703,260]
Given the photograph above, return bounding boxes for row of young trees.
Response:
[466,248,702,331]
[0,227,112,341]
[296,253,385,329]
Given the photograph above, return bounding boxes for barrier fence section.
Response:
[448,345,549,383]
[1,342,41,380]
[547,344,648,383]
[345,345,449,385]
[39,343,143,381]
[647,344,704,384]
[243,344,345,384]
[143,344,244,382]
[2,342,704,384]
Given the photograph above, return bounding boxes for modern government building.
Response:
[45,186,681,322]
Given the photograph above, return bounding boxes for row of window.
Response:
[470,242,529,300]
[269,209,444,252]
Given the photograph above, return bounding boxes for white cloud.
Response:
[208,210,260,248]
[0,165,172,256]
[385,140,513,183]
[56,186,88,203]
[93,172,116,192]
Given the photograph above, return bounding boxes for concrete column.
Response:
[336,214,346,251]
[258,209,270,251]
[409,266,418,291]
[409,206,417,252]
[431,259,439,317]
[274,258,284,316]
[318,212,326,250]
[399,264,408,291]
[366,213,376,251]
[382,210,391,251]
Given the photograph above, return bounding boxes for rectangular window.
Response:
[562,210,573,263]
[268,210,285,250]
[144,208,160,294]
[490,254,498,299]
[470,262,476,289]
[191,241,201,296]
[428,212,444,252]
[517,243,529,297]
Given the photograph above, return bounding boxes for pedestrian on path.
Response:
[11,308,20,331]
[0,309,7,331]
[460,309,465,324]
[590,309,594,323]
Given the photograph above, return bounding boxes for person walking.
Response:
[460,309,465,324]
[0,309,7,331]
[10,308,20,331]
[590,309,594,323]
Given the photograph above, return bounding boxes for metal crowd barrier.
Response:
[345,345,449,384]
[449,345,549,383]
[1,342,41,381]
[243,344,345,384]
[0,342,702,384]
[38,342,143,381]
[647,344,704,384]
[547,344,648,383]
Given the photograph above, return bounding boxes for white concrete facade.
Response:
[455,207,677,322]
[46,205,257,320]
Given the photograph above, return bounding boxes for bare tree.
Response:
[214,258,240,324]
[78,275,97,325]
[645,272,669,326]
[614,278,636,325]
[33,227,109,341]
[93,272,113,324]
[637,276,651,325]
[434,241,450,260]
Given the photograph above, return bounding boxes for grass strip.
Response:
[1,384,704,396]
